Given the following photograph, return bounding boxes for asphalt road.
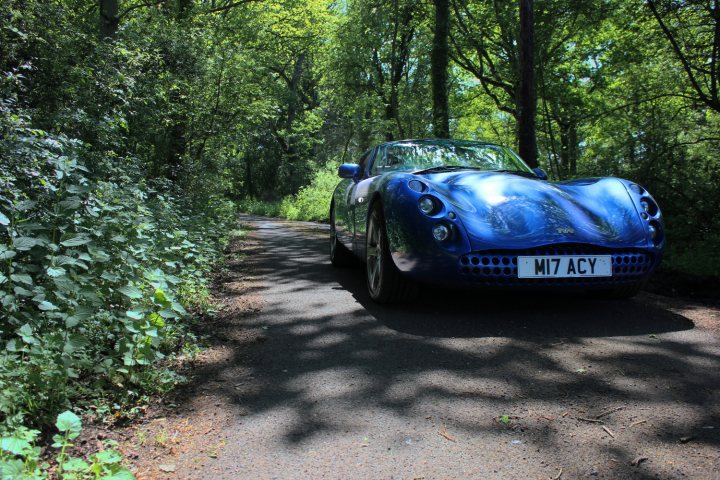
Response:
[180,216,720,480]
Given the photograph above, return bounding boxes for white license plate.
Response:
[517,255,612,278]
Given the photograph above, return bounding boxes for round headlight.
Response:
[432,224,450,241]
[648,223,657,239]
[419,197,436,215]
[640,197,658,216]
[648,220,663,244]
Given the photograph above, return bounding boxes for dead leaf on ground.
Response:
[631,456,648,467]
[438,424,457,442]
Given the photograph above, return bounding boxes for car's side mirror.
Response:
[338,163,361,180]
[533,167,548,180]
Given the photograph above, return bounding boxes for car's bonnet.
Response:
[420,171,650,250]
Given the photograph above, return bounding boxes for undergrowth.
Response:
[0,95,236,474]
[238,163,338,222]
[0,410,133,479]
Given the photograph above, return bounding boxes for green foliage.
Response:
[237,164,338,222]
[0,97,235,431]
[0,410,134,479]
[236,199,282,218]
[278,164,339,222]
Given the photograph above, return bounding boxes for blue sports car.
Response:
[329,139,664,303]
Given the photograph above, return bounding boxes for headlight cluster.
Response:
[414,185,455,243]
[629,183,663,245]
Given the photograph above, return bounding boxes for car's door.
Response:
[333,149,374,251]
[351,146,382,257]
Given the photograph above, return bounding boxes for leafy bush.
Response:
[236,198,282,217]
[0,100,235,432]
[0,410,134,479]
[278,164,338,222]
[237,164,337,222]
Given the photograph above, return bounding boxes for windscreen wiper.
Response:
[414,165,486,174]
[490,169,538,178]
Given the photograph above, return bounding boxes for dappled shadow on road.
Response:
[184,216,720,479]
[335,269,694,339]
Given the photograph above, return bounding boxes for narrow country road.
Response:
[136,216,720,479]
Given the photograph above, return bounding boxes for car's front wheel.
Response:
[366,203,416,303]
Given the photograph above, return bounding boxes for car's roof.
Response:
[380,138,498,148]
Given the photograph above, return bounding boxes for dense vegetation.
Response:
[1,0,719,474]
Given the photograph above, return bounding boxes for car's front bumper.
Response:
[392,243,662,291]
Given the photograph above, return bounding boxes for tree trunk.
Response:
[385,87,402,141]
[245,154,255,198]
[431,0,450,138]
[559,121,578,177]
[99,0,118,39]
[517,0,538,167]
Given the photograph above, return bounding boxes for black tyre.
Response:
[330,203,355,267]
[366,203,416,303]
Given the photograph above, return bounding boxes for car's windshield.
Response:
[377,141,533,174]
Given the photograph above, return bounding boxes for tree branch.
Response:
[646,0,715,109]
[202,0,265,15]
[118,1,165,19]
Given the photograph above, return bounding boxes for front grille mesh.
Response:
[458,244,656,288]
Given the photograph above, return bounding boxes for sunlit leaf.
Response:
[10,273,32,285]
[55,410,82,433]
[62,457,90,472]
[118,285,143,299]
[103,468,136,480]
[12,237,40,251]
[126,310,144,320]
[0,250,16,260]
[47,266,67,277]
[38,300,59,311]
[153,288,169,306]
[60,234,92,247]
[0,437,31,455]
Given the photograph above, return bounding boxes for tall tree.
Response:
[328,0,428,143]
[431,0,451,138]
[517,0,537,166]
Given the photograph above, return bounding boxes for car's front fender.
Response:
[375,174,473,281]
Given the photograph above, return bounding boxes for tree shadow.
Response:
[180,216,720,479]
[333,266,695,338]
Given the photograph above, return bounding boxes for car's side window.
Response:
[369,147,385,176]
[357,150,371,177]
